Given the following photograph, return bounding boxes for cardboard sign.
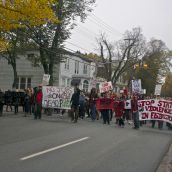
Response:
[42,86,74,109]
[42,74,50,86]
[138,99,172,124]
[99,81,113,93]
[132,79,142,94]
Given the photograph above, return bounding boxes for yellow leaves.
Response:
[0,0,59,30]
[0,38,9,52]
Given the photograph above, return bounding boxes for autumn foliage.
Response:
[0,0,59,30]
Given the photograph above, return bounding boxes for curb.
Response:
[156,144,172,172]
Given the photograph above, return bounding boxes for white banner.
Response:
[132,79,142,94]
[154,85,162,95]
[138,99,172,124]
[42,74,50,86]
[42,86,74,109]
[99,81,113,93]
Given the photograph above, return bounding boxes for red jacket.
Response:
[115,101,124,118]
[36,91,43,105]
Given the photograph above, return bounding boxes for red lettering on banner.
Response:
[158,101,172,108]
[145,106,149,111]
[138,100,155,107]
[141,113,149,119]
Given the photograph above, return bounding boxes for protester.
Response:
[34,85,43,119]
[131,94,139,129]
[0,89,4,116]
[123,96,131,124]
[5,90,12,112]
[115,97,125,127]
[70,87,80,123]
[23,90,31,117]
[79,91,86,119]
[89,88,98,121]
[100,92,110,125]
[13,91,19,114]
[85,95,90,118]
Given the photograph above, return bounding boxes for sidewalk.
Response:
[156,144,172,172]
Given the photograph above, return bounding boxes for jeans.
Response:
[133,111,139,128]
[90,104,96,120]
[101,110,110,124]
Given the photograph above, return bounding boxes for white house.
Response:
[58,53,97,92]
[0,50,98,92]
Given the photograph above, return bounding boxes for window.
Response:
[67,79,70,87]
[27,54,35,58]
[20,77,26,89]
[83,80,89,92]
[28,78,31,88]
[16,77,32,90]
[62,78,66,87]
[75,61,79,74]
[64,58,69,70]
[83,64,88,74]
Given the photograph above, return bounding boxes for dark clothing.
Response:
[35,104,42,119]
[133,111,139,129]
[101,110,110,124]
[123,109,130,121]
[0,91,5,115]
[131,99,138,112]
[131,99,139,129]
[13,95,19,114]
[79,95,86,119]
[71,91,80,107]
[70,90,80,122]
[24,94,31,113]
[70,106,79,122]
[34,90,43,119]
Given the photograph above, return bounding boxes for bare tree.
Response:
[97,27,146,86]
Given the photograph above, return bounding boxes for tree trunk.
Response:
[11,61,18,89]
[49,61,54,86]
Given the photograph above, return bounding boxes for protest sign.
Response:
[42,86,74,109]
[154,85,162,95]
[132,79,142,94]
[99,81,113,93]
[138,99,172,124]
[124,99,131,109]
[42,74,50,86]
[96,98,114,110]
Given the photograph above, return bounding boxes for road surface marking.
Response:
[20,137,90,161]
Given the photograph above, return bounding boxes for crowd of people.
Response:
[0,85,43,119]
[0,86,172,130]
[70,87,172,130]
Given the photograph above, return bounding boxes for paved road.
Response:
[0,113,171,172]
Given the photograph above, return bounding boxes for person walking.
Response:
[89,88,98,121]
[34,86,43,119]
[100,92,110,125]
[5,90,12,112]
[131,95,140,129]
[70,88,80,123]
[0,89,5,116]
[24,90,31,117]
[79,91,86,119]
[13,91,19,114]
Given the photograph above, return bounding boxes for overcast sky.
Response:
[65,0,172,54]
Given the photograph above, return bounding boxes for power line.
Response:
[90,13,123,36]
[65,41,91,53]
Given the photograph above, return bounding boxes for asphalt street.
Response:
[0,113,171,172]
